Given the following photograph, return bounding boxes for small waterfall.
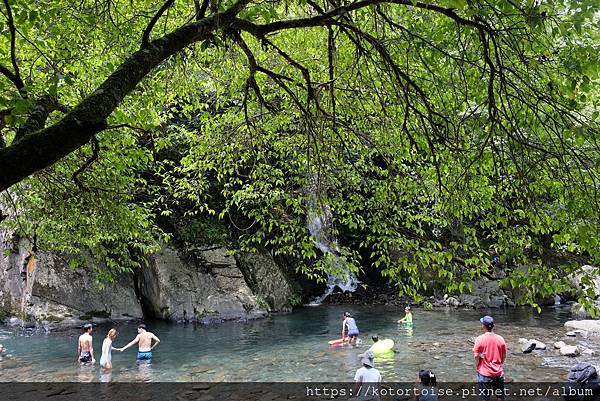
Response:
[306,182,358,305]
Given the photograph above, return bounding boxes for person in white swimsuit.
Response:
[100,328,121,369]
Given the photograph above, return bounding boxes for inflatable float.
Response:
[328,338,350,346]
[368,338,395,354]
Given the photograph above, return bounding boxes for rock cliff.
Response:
[0,230,293,328]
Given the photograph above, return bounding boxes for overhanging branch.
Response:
[1,0,26,97]
[0,0,252,192]
[13,96,69,144]
[141,0,176,48]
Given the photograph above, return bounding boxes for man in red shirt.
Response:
[473,316,507,400]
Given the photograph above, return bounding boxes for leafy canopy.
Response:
[0,0,598,303]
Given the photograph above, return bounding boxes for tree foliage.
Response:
[0,0,598,302]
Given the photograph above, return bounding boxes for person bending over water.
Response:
[342,312,359,346]
[120,324,160,362]
[77,323,95,364]
[398,306,413,324]
[100,328,121,369]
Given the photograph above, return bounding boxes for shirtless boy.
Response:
[77,323,95,364]
[121,323,161,361]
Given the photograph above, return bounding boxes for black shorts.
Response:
[79,352,92,363]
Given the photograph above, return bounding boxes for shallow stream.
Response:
[0,305,593,382]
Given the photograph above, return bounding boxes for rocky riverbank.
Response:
[0,231,296,330]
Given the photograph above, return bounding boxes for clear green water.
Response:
[0,305,589,382]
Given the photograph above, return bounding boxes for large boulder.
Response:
[465,279,509,308]
[564,320,600,333]
[135,246,268,322]
[1,232,141,325]
[569,265,600,299]
[235,252,294,312]
[560,345,580,356]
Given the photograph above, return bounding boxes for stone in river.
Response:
[530,339,547,350]
[553,341,566,349]
[522,339,546,353]
[560,345,580,356]
[522,341,537,353]
[565,320,600,333]
[582,348,595,356]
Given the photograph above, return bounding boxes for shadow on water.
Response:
[0,304,586,382]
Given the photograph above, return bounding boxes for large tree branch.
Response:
[0,0,251,192]
[232,0,491,37]
[13,96,69,143]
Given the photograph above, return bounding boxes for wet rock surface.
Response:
[1,232,142,329]
[135,246,268,323]
[1,231,292,327]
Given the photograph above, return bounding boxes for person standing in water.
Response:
[100,328,121,370]
[77,323,95,364]
[120,323,161,362]
[415,369,438,401]
[342,312,359,345]
[398,306,413,324]
[354,350,381,401]
[473,316,507,401]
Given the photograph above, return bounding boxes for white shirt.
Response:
[354,367,382,401]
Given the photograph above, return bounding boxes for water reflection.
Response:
[76,364,95,382]
[99,368,112,383]
[135,361,154,382]
[399,323,414,337]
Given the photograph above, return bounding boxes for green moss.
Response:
[287,285,304,307]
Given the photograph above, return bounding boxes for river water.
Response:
[0,305,593,382]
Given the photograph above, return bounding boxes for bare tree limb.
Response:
[195,0,210,20]
[231,32,275,113]
[1,0,26,97]
[232,0,492,37]
[72,135,100,191]
[0,63,22,91]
